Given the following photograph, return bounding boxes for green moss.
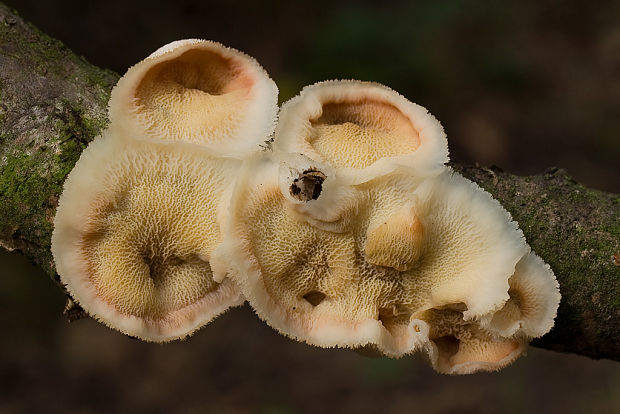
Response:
[0,152,44,209]
[0,97,110,277]
[0,150,54,275]
[0,4,116,280]
[599,223,620,237]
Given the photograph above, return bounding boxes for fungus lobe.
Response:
[216,80,560,374]
[52,39,278,341]
[273,80,449,183]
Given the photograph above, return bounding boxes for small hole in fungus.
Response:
[377,306,412,336]
[377,307,394,328]
[290,169,326,202]
[140,251,157,280]
[414,324,421,333]
[302,291,326,307]
[434,335,460,360]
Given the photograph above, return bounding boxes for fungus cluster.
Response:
[52,40,560,374]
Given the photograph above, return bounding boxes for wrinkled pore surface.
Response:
[134,48,255,144]
[308,99,420,168]
[234,170,525,353]
[78,147,234,320]
[421,306,521,372]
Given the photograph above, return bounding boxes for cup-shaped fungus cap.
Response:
[215,158,546,370]
[52,135,244,341]
[417,251,559,375]
[109,39,278,158]
[417,307,526,375]
[480,251,560,338]
[273,80,448,183]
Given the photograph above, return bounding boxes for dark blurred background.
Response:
[1,0,619,413]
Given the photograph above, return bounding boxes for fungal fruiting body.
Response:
[53,41,560,374]
[52,137,243,340]
[109,39,278,157]
[215,81,560,374]
[218,160,554,373]
[273,80,449,184]
[51,40,278,341]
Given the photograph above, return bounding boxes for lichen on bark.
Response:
[0,3,618,361]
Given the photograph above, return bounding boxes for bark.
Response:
[0,3,618,361]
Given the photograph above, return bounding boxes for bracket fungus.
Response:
[51,40,278,341]
[109,39,278,158]
[273,80,449,184]
[215,80,560,374]
[53,41,559,374]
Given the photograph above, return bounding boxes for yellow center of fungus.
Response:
[135,48,255,145]
[308,100,421,168]
[77,144,235,320]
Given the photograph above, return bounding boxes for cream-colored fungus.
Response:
[52,136,245,341]
[215,156,559,373]
[419,305,525,374]
[481,252,561,338]
[214,80,559,373]
[274,80,448,183]
[54,44,560,373]
[52,39,278,341]
[109,39,278,158]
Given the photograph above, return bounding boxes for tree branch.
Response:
[1,3,618,361]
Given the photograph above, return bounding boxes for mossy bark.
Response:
[0,4,618,361]
[0,3,117,277]
[454,165,619,361]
